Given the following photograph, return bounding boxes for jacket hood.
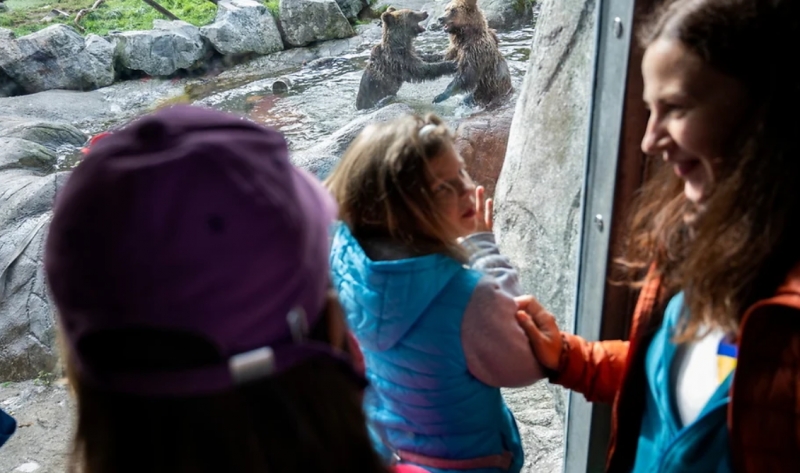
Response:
[330,223,463,351]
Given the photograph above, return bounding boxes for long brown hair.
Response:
[619,0,800,339]
[325,113,466,261]
[66,300,388,473]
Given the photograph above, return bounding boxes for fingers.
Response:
[475,186,485,222]
[484,197,493,231]
[529,307,558,332]
[515,294,545,316]
[515,311,544,340]
[514,295,535,310]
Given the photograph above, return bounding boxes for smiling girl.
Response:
[515,0,800,471]
[326,113,544,473]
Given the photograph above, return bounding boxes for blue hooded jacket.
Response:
[632,292,734,473]
[330,223,523,473]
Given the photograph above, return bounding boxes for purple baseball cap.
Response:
[45,105,356,397]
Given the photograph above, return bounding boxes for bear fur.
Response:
[434,0,512,107]
[355,7,457,110]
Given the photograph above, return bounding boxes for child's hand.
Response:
[475,186,493,233]
[514,295,563,372]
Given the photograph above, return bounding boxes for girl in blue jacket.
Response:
[326,113,544,473]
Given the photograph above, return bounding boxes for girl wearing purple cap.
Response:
[44,105,429,473]
[327,113,544,473]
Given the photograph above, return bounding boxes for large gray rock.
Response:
[292,103,413,178]
[200,0,284,56]
[0,25,115,94]
[112,20,210,77]
[0,118,82,381]
[422,0,534,31]
[279,0,355,47]
[493,0,597,468]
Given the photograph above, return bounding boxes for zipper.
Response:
[654,397,729,473]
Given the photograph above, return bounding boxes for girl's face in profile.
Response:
[641,38,749,204]
[428,145,478,239]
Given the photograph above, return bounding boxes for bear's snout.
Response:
[437,16,446,24]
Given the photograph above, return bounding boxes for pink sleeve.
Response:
[347,331,365,376]
[461,276,545,388]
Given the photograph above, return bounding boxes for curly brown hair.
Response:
[619,0,800,340]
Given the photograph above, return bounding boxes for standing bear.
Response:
[356,7,457,110]
[434,0,512,107]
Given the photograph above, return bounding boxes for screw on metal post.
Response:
[613,17,623,38]
[594,214,604,232]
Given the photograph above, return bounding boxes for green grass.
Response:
[264,0,278,18]
[0,0,218,37]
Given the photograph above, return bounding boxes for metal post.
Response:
[563,0,636,472]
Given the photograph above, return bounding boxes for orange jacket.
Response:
[551,265,800,472]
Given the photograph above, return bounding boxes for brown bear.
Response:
[434,0,512,107]
[355,7,457,110]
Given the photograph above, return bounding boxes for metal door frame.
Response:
[563,0,639,471]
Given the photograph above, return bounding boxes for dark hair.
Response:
[66,299,389,473]
[619,0,800,339]
[325,113,466,261]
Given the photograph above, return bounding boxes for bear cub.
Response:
[434,0,513,107]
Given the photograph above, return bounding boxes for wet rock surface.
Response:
[0,119,78,382]
[292,103,414,178]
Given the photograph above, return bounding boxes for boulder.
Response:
[292,103,413,178]
[200,0,284,56]
[279,0,355,47]
[0,25,114,94]
[335,0,365,20]
[0,118,83,381]
[451,102,515,197]
[424,0,535,32]
[493,0,597,461]
[112,20,210,77]
[480,0,535,31]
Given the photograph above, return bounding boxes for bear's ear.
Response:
[381,10,395,24]
[386,6,396,12]
[465,0,477,8]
